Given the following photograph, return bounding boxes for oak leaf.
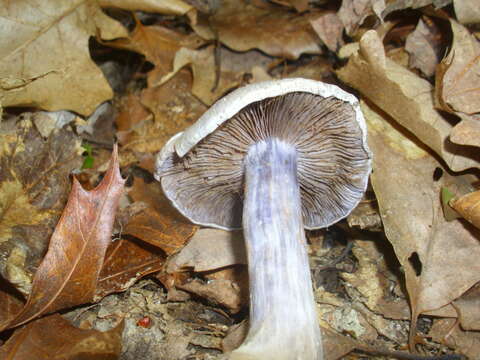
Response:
[0,0,127,115]
[1,147,125,330]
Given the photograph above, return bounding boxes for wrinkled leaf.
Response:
[0,118,83,294]
[0,314,123,359]
[337,30,480,171]
[363,100,480,347]
[96,238,165,299]
[110,23,205,84]
[2,147,125,330]
[451,190,480,228]
[436,20,480,115]
[194,0,321,60]
[0,0,127,115]
[155,46,244,105]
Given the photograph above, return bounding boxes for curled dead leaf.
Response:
[450,190,480,229]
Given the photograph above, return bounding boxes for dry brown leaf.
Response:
[310,13,345,53]
[110,23,205,84]
[405,17,442,77]
[116,71,207,154]
[155,46,244,105]
[95,238,164,299]
[0,314,123,359]
[124,207,194,254]
[450,116,480,147]
[0,118,83,294]
[362,100,480,348]
[451,190,480,229]
[338,0,383,36]
[99,0,193,15]
[198,0,321,60]
[166,229,246,273]
[125,177,197,253]
[1,148,125,331]
[436,20,480,115]
[0,0,127,115]
[453,0,480,24]
[453,282,480,331]
[430,318,480,359]
[337,30,480,171]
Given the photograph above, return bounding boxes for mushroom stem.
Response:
[231,138,323,360]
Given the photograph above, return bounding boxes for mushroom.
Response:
[155,78,372,360]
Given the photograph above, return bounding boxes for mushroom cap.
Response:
[155,78,372,230]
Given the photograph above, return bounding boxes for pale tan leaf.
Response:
[337,30,480,171]
[194,0,321,60]
[453,0,480,24]
[363,100,480,347]
[0,0,127,115]
[436,20,480,115]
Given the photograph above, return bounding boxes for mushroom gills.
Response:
[231,138,323,360]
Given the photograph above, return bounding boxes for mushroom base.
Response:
[231,138,323,360]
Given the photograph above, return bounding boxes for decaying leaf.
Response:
[405,17,442,77]
[155,46,244,105]
[451,190,480,229]
[0,314,123,359]
[110,23,205,84]
[362,100,480,348]
[95,238,165,299]
[0,118,83,294]
[337,30,480,171]
[341,240,410,321]
[125,177,197,252]
[166,229,246,274]
[1,147,125,330]
[436,20,480,115]
[0,0,127,115]
[116,71,207,155]
[195,0,321,60]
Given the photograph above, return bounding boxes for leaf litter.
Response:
[1,0,480,359]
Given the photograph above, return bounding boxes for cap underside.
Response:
[159,92,371,230]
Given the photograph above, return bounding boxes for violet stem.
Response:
[231,138,323,360]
